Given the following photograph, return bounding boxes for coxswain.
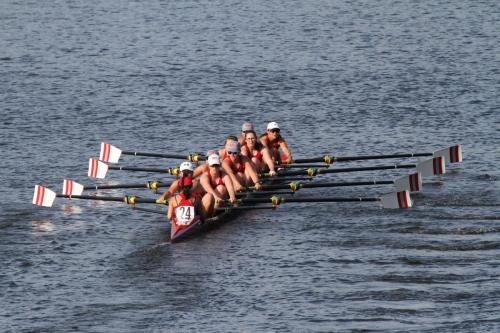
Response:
[238,122,254,145]
[158,161,202,203]
[241,130,277,176]
[200,154,237,217]
[259,121,293,164]
[167,175,204,221]
[222,141,262,192]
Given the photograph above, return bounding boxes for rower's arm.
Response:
[222,160,242,190]
[240,145,250,158]
[259,136,270,149]
[167,198,175,220]
[261,147,276,173]
[244,156,260,185]
[200,174,216,196]
[193,164,205,178]
[159,181,178,201]
[280,140,293,164]
[222,173,237,202]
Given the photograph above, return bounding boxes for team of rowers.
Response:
[158,121,293,221]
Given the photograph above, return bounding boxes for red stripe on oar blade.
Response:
[451,145,460,163]
[402,191,409,208]
[438,156,444,174]
[90,159,98,178]
[409,173,418,192]
[104,143,110,162]
[37,186,45,206]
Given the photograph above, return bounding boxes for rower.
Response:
[200,154,237,217]
[157,161,202,203]
[259,121,293,164]
[219,135,239,160]
[238,121,254,145]
[241,130,277,176]
[167,176,204,221]
[192,149,217,179]
[222,141,262,192]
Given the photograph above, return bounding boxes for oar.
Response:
[33,185,165,208]
[88,159,180,179]
[223,190,413,209]
[293,144,462,164]
[265,157,446,178]
[250,173,422,193]
[99,142,204,163]
[61,179,171,196]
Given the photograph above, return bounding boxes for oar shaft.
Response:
[108,165,175,174]
[334,153,432,162]
[122,150,188,160]
[57,194,158,204]
[272,164,416,177]
[215,206,276,211]
[283,197,380,203]
[294,153,432,164]
[122,150,206,161]
[241,196,379,204]
[318,164,416,174]
[83,182,171,190]
[261,180,394,191]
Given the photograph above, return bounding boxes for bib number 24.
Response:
[176,206,195,225]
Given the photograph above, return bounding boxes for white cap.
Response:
[267,122,280,130]
[207,154,221,166]
[241,122,253,132]
[179,161,194,172]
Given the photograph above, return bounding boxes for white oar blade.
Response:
[394,172,422,193]
[62,179,84,196]
[32,185,57,207]
[100,142,122,163]
[416,157,446,177]
[88,158,109,179]
[380,190,413,209]
[433,144,462,164]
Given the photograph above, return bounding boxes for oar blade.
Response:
[433,144,462,164]
[62,179,84,196]
[32,185,57,207]
[88,158,109,179]
[380,190,413,209]
[100,142,122,163]
[394,172,422,193]
[416,157,446,177]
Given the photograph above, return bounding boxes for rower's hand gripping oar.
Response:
[99,142,203,164]
[293,144,462,165]
[88,159,181,179]
[33,185,168,208]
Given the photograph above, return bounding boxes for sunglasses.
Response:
[269,129,280,133]
[228,151,239,155]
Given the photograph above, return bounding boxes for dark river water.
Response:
[1,0,499,332]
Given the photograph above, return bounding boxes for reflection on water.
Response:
[31,219,56,233]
